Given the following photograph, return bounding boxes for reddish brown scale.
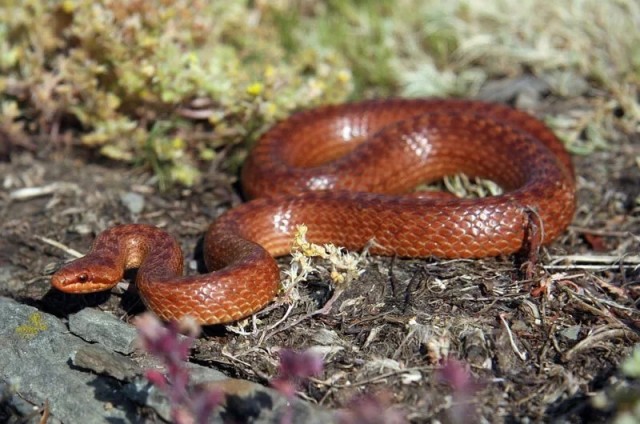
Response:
[51,99,576,324]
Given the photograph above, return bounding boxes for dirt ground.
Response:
[1,98,639,423]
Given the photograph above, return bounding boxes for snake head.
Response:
[51,256,123,294]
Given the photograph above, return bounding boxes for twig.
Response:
[225,302,296,337]
[264,302,296,332]
[403,267,424,313]
[263,287,346,341]
[578,286,637,317]
[544,264,640,271]
[558,285,617,320]
[563,326,640,361]
[9,182,80,200]
[545,254,640,271]
[392,326,418,360]
[547,254,640,264]
[499,313,527,360]
[312,366,434,389]
[35,235,84,258]
[569,226,635,238]
[39,399,50,424]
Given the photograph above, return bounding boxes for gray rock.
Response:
[204,379,336,424]
[68,308,138,354]
[123,376,336,423]
[0,297,336,423]
[72,344,140,381]
[0,379,63,424]
[477,76,550,107]
[0,296,138,423]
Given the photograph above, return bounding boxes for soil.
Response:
[1,99,639,423]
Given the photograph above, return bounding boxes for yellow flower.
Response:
[337,69,352,84]
[246,82,264,96]
[171,137,184,150]
[61,0,74,13]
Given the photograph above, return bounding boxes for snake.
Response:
[51,98,576,325]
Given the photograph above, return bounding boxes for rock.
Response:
[0,379,62,424]
[123,376,336,423]
[68,308,138,354]
[71,344,140,381]
[477,76,550,108]
[0,297,137,423]
[0,297,337,423]
[206,378,335,424]
[120,192,145,215]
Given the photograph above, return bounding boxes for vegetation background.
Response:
[1,0,637,185]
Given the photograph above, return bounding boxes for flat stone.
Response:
[68,308,138,354]
[72,344,140,381]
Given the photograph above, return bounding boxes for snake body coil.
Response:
[51,99,575,324]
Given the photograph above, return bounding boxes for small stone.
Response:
[68,308,138,354]
[477,76,550,105]
[559,324,581,341]
[72,344,140,381]
[119,191,145,215]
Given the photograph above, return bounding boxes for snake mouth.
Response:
[51,280,110,294]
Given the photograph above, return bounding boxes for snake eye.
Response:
[77,273,89,283]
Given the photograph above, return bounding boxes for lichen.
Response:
[15,312,48,339]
